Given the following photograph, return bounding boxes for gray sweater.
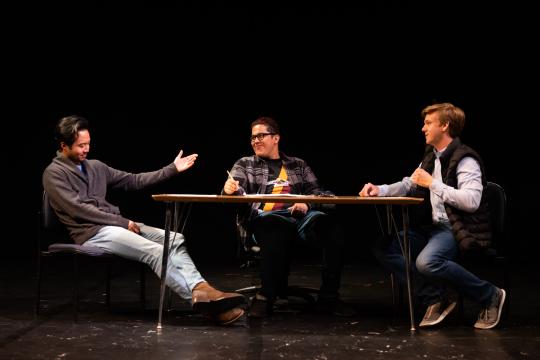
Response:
[42,153,178,245]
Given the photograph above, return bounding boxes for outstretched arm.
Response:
[360,178,413,197]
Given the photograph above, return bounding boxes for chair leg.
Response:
[105,258,111,309]
[73,255,79,322]
[140,262,146,311]
[35,255,43,316]
[166,287,174,311]
[498,258,510,319]
[457,294,465,321]
[390,273,397,309]
[390,273,403,315]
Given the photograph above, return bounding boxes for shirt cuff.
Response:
[429,178,445,196]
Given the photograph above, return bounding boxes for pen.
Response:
[227,170,246,195]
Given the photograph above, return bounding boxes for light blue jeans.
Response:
[84,223,205,301]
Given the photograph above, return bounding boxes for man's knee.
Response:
[416,254,445,276]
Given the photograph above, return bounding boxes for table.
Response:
[152,194,423,331]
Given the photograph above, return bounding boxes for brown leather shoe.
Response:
[192,282,246,316]
[207,307,245,325]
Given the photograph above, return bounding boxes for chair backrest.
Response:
[42,191,62,231]
[39,191,71,250]
[486,182,507,255]
[40,191,112,256]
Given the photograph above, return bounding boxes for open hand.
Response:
[174,150,198,172]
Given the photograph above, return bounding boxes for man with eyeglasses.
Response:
[223,116,355,318]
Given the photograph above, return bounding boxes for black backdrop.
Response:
[4,2,537,266]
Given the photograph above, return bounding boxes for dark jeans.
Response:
[247,209,345,302]
[372,224,496,307]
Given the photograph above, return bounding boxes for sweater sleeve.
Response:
[100,161,179,192]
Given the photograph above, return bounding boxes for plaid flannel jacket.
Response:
[228,152,322,225]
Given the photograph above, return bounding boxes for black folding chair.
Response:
[35,191,147,321]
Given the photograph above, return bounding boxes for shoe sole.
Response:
[193,295,246,316]
[474,289,506,330]
[218,309,245,325]
[419,301,457,328]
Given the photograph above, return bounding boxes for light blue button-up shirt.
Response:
[378,148,483,226]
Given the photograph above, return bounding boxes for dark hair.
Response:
[250,116,280,135]
[421,103,465,138]
[54,115,89,148]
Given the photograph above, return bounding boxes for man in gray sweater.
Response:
[43,115,245,325]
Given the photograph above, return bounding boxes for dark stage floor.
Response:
[1,257,539,360]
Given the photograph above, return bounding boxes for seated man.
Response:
[223,116,354,318]
[43,115,245,325]
[360,103,506,329]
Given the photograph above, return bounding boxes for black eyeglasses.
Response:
[250,133,275,142]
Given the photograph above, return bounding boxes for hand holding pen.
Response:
[223,170,243,195]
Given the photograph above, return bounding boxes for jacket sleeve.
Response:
[300,162,322,195]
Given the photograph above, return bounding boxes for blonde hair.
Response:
[421,103,465,138]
